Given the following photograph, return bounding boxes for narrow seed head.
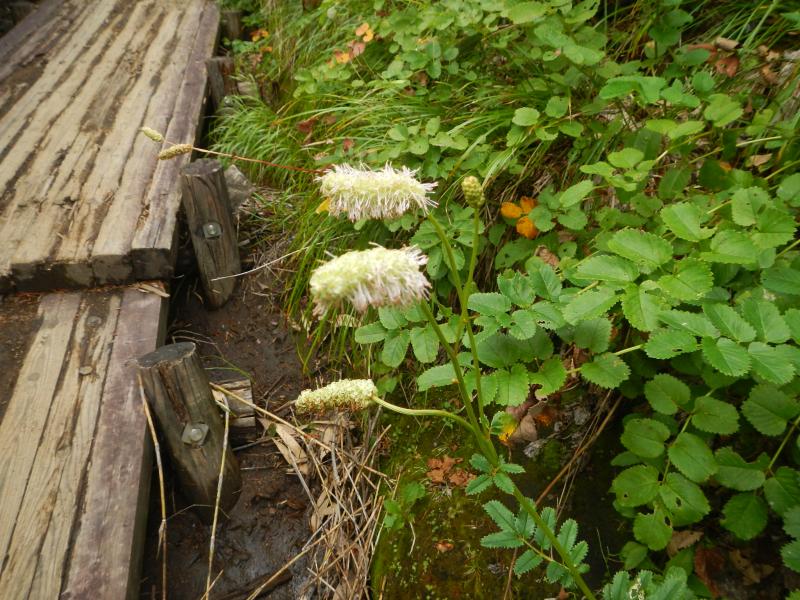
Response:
[310,246,429,315]
[158,143,193,160]
[461,176,485,208]
[140,127,164,142]
[317,163,437,221]
[295,379,377,414]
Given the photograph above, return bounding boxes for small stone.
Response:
[78,366,93,376]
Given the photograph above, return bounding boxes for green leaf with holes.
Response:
[633,509,672,550]
[644,329,699,359]
[659,473,711,526]
[613,465,661,507]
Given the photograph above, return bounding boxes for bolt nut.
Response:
[181,422,209,446]
[202,221,222,239]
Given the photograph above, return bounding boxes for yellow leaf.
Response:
[316,198,330,213]
[516,216,538,239]
[500,202,523,219]
[519,196,536,213]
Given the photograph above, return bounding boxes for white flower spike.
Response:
[318,163,437,221]
[295,379,377,414]
[310,246,430,315]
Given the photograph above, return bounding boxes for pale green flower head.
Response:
[318,163,437,221]
[310,246,429,315]
[295,379,377,414]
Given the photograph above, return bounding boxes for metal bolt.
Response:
[181,422,209,446]
[202,221,222,239]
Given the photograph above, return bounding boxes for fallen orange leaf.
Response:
[516,216,538,239]
[500,202,523,219]
[519,196,536,213]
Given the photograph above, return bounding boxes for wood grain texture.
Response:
[0,0,220,292]
[0,286,166,598]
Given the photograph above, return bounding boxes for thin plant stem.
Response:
[768,414,800,473]
[207,397,232,597]
[372,396,480,438]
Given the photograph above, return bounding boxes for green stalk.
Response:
[426,213,489,428]
[372,396,480,438]
[767,413,800,473]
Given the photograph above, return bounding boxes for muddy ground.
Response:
[140,264,315,600]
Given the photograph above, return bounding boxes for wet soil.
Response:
[140,273,314,600]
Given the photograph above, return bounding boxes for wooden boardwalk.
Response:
[0,0,218,292]
[0,0,219,597]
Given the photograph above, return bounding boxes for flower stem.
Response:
[371,396,480,439]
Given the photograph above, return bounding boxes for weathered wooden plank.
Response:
[131,1,220,279]
[0,293,82,580]
[0,0,220,292]
[87,0,210,283]
[62,288,166,600]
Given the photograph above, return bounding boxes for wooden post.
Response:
[181,159,241,309]
[137,342,241,523]
[206,56,236,112]
[221,10,242,40]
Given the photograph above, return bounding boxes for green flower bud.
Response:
[461,176,485,208]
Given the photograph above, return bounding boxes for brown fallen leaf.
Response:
[715,36,739,51]
[667,530,703,557]
[761,65,779,84]
[448,468,474,487]
[435,540,454,553]
[715,55,740,78]
[536,245,560,268]
[749,153,772,167]
[729,548,775,585]
[694,546,725,598]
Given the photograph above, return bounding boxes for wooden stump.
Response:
[221,10,242,40]
[181,159,241,309]
[206,56,236,112]
[137,342,241,523]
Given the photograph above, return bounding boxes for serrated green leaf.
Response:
[659,309,719,337]
[468,292,511,316]
[557,519,579,550]
[574,317,612,353]
[512,107,540,126]
[580,352,630,388]
[633,509,672,550]
[466,474,493,495]
[603,571,632,600]
[484,499,517,532]
[659,473,711,526]
[658,259,714,302]
[763,267,800,296]
[354,321,387,344]
[730,187,768,226]
[529,356,567,398]
[742,383,800,436]
[622,284,664,332]
[513,549,544,577]
[714,447,766,491]
[576,255,639,285]
[498,272,536,306]
[495,364,530,407]
[644,329,699,359]
[668,432,717,482]
[470,453,492,473]
[608,147,644,169]
[660,202,714,241]
[417,364,457,391]
[379,306,407,329]
[563,287,619,325]
[691,396,739,434]
[765,467,800,516]
[782,540,800,573]
[529,301,567,329]
[558,180,594,208]
[621,418,670,458]
[658,166,692,200]
[644,374,691,414]
[509,309,538,340]
[703,303,756,343]
[740,299,791,343]
[748,341,796,385]
[753,208,796,249]
[476,333,522,368]
[381,330,410,367]
[612,465,661,507]
[493,471,515,494]
[785,506,800,538]
[700,230,758,264]
[607,229,673,273]
[410,326,438,363]
[528,264,562,300]
[721,493,768,540]
[700,337,750,377]
[703,93,742,127]
[786,309,800,343]
[507,1,547,23]
[481,530,524,548]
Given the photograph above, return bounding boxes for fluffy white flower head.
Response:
[318,163,437,221]
[310,246,429,315]
[295,379,377,415]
